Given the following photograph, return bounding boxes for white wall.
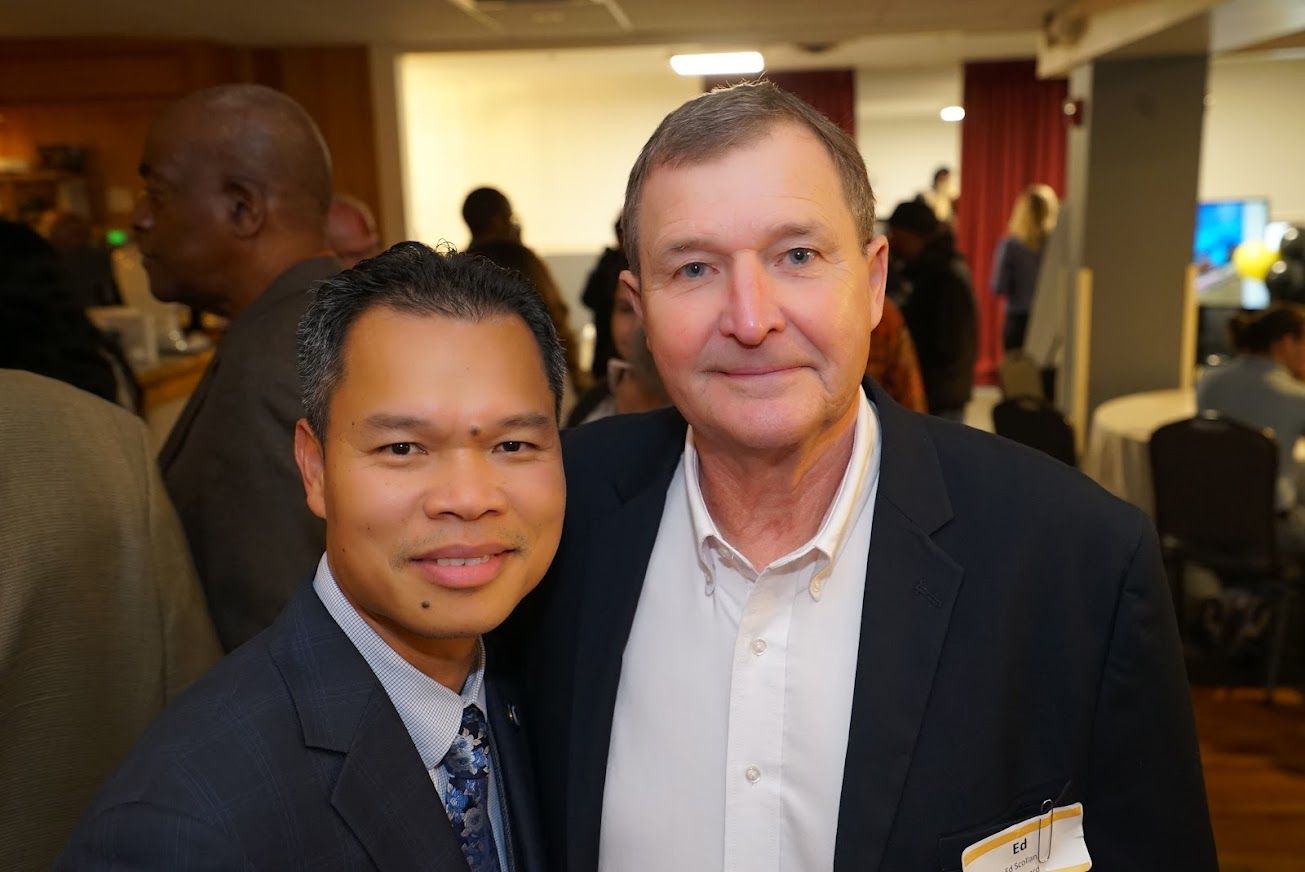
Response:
[399,48,698,257]
[855,66,962,216]
[1201,53,1305,223]
[398,52,964,330]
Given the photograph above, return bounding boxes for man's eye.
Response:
[385,443,414,456]
[497,441,528,454]
[785,248,815,266]
[678,262,708,279]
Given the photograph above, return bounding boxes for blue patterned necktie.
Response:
[441,704,502,872]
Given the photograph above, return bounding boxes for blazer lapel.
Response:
[486,675,544,872]
[565,411,686,872]
[269,583,467,872]
[330,694,468,872]
[833,384,964,872]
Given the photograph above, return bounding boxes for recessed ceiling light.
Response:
[670,51,765,77]
[940,105,966,122]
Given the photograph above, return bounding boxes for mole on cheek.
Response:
[421,600,430,609]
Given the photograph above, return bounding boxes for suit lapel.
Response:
[486,675,544,872]
[269,583,467,872]
[330,693,468,872]
[566,412,686,872]
[833,385,964,872]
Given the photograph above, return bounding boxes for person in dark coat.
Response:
[889,200,977,420]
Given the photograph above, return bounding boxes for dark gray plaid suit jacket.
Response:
[58,581,545,871]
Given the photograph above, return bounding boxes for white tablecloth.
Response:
[1084,387,1305,515]
[1083,389,1197,515]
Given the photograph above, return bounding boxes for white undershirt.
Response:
[599,388,881,872]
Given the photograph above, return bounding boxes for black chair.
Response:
[992,396,1077,466]
[1150,413,1298,700]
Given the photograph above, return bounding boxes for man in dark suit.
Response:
[61,244,567,871]
[137,83,342,650]
[510,82,1217,871]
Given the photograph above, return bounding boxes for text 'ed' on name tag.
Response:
[961,802,1091,872]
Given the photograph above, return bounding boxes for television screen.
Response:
[1194,199,1268,272]
[1194,198,1270,308]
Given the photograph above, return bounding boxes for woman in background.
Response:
[992,184,1059,351]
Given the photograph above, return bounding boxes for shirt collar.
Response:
[683,386,880,600]
[312,555,486,771]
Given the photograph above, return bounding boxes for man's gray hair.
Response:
[621,80,877,274]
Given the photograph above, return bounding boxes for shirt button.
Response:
[751,638,767,656]
[745,765,762,783]
[811,577,825,595]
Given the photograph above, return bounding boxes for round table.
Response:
[1082,389,1197,515]
[1084,387,1305,516]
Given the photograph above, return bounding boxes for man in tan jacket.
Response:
[0,370,220,871]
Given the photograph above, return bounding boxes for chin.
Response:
[406,590,519,639]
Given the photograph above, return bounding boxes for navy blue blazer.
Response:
[59,581,545,871]
[505,380,1216,872]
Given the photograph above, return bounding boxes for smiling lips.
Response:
[411,544,513,590]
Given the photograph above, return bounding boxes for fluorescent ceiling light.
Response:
[940,105,966,122]
[670,51,765,77]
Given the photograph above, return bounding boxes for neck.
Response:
[694,398,859,569]
[224,237,331,319]
[330,561,479,694]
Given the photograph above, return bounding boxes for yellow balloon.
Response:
[1233,240,1279,280]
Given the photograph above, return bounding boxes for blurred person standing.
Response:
[44,210,123,309]
[0,220,138,409]
[327,193,382,268]
[138,84,341,650]
[567,284,644,427]
[888,199,977,420]
[865,296,927,412]
[581,218,627,382]
[920,165,956,224]
[0,370,220,872]
[991,184,1059,351]
[464,187,585,394]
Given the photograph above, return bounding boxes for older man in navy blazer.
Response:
[508,82,1217,872]
[60,244,567,871]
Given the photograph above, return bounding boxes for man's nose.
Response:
[720,255,785,347]
[421,451,508,522]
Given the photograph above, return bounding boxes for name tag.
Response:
[961,802,1092,872]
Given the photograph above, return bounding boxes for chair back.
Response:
[992,396,1077,466]
[1149,414,1279,574]
[999,351,1045,400]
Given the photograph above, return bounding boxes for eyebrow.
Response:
[360,412,552,433]
[655,223,821,261]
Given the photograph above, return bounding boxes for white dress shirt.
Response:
[599,388,882,872]
[313,557,509,869]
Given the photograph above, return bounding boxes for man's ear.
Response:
[224,175,267,240]
[864,236,889,332]
[294,418,328,521]
[620,269,643,322]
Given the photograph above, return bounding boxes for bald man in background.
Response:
[138,84,341,650]
[326,193,382,268]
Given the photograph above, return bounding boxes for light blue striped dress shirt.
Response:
[313,555,509,869]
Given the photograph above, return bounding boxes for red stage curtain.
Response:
[704,69,856,137]
[956,60,1068,384]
